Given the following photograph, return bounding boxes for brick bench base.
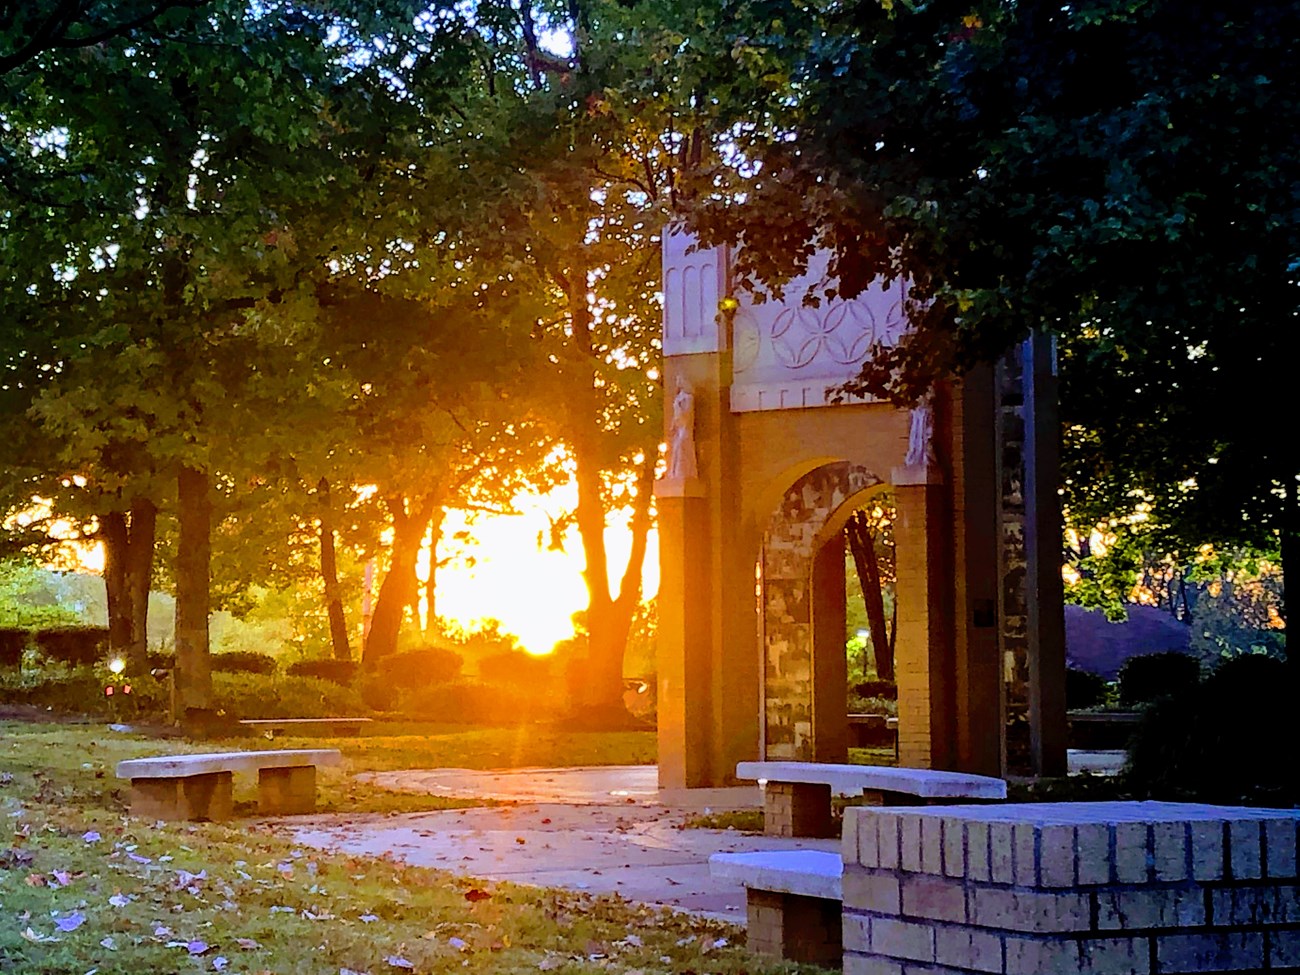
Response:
[711,850,844,966]
[841,801,1300,975]
[749,888,842,965]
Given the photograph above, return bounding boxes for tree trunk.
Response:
[423,507,447,632]
[363,495,434,666]
[846,511,894,681]
[124,496,156,675]
[102,510,130,656]
[317,478,352,661]
[174,466,212,716]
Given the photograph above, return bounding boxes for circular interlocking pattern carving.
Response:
[769,289,907,370]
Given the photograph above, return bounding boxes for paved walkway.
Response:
[288,755,1128,921]
[290,766,825,920]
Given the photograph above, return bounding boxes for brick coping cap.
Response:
[846,799,1300,827]
[736,761,1006,799]
[116,749,343,779]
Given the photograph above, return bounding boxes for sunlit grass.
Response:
[0,721,819,974]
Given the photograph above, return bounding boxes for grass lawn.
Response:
[0,719,817,975]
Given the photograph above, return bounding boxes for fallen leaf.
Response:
[21,927,59,944]
[235,938,261,950]
[82,831,101,844]
[24,872,45,887]
[464,889,491,903]
[188,940,210,955]
[100,937,117,950]
[448,937,468,951]
[383,956,414,970]
[359,913,379,923]
[55,912,86,932]
[212,956,228,971]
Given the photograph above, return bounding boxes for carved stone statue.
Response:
[905,389,937,468]
[667,380,699,480]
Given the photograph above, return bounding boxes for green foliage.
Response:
[1127,656,1300,805]
[211,673,368,720]
[1117,651,1201,707]
[209,651,278,675]
[1189,569,1287,664]
[286,658,358,685]
[675,0,1300,607]
[0,561,85,629]
[1065,668,1109,711]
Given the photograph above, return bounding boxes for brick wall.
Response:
[842,802,1300,974]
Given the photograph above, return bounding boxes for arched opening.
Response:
[759,462,893,762]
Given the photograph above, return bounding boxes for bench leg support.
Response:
[130,773,233,822]
[746,889,841,966]
[764,781,834,838]
[258,765,317,815]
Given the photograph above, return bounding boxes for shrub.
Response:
[32,626,109,666]
[0,666,167,717]
[478,650,554,687]
[211,673,368,720]
[210,651,278,675]
[0,628,28,667]
[397,679,560,725]
[369,647,462,691]
[1117,651,1200,706]
[287,658,358,685]
[851,679,897,701]
[1065,668,1108,710]
[1126,656,1299,805]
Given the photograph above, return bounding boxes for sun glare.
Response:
[415,485,658,655]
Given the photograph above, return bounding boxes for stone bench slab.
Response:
[736,761,1006,800]
[710,850,843,901]
[116,749,342,780]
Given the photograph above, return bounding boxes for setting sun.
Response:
[416,485,658,655]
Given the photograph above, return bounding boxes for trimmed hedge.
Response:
[210,651,278,675]
[287,658,358,685]
[1066,667,1108,710]
[369,647,462,690]
[32,626,108,666]
[0,667,168,716]
[1117,651,1200,706]
[211,673,368,719]
[1127,655,1298,805]
[0,628,27,667]
[398,679,560,725]
[851,679,898,701]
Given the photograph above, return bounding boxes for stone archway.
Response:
[761,462,887,761]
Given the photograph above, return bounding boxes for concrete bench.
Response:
[736,761,1006,838]
[116,749,342,821]
[239,717,374,737]
[710,850,843,966]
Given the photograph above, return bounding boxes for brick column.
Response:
[748,889,842,965]
[892,465,955,771]
[258,765,317,815]
[655,480,713,788]
[764,781,835,838]
[130,772,233,822]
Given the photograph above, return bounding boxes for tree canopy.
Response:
[674,0,1296,621]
